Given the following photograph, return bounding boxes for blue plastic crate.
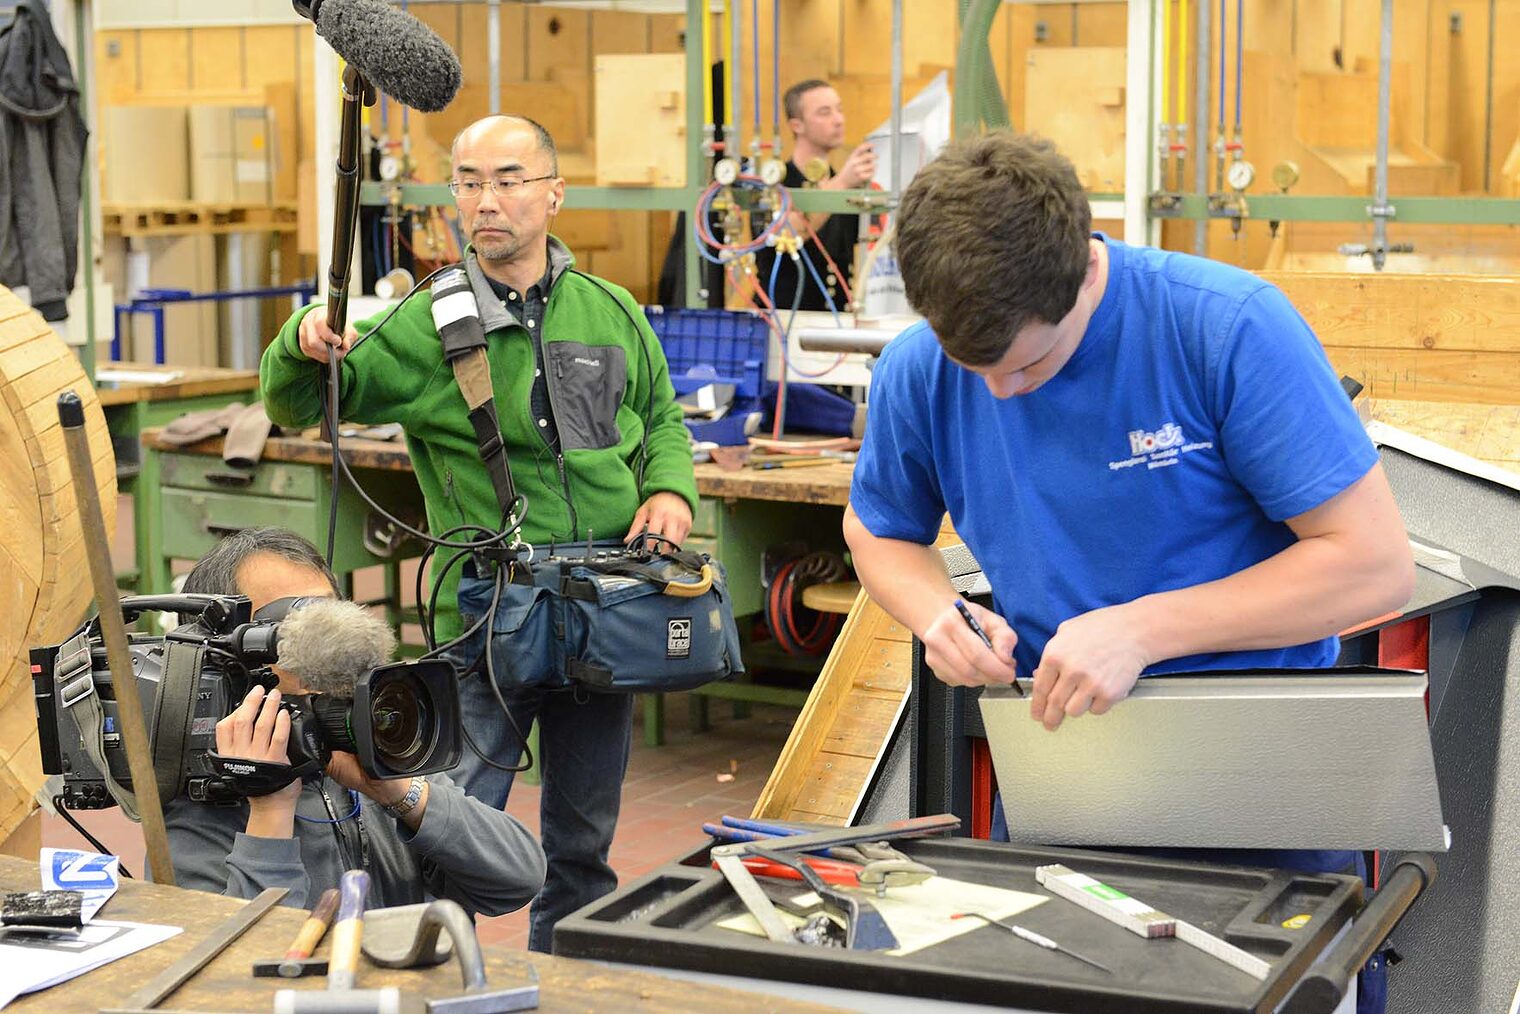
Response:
[643,308,770,401]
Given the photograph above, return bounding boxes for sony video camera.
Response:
[31,594,462,809]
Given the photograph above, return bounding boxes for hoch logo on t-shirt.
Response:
[1128,423,1185,456]
[1109,420,1214,473]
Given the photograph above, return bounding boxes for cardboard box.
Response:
[190,105,274,205]
[101,106,190,204]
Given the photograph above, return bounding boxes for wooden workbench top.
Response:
[0,855,840,1012]
[96,363,260,407]
[141,429,859,505]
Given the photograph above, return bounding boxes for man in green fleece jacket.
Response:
[260,115,697,951]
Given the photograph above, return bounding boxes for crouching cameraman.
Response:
[162,527,546,915]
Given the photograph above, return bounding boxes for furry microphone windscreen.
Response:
[275,598,398,696]
[314,0,462,112]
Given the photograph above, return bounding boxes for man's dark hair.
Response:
[895,132,1092,366]
[783,79,831,124]
[183,527,340,597]
[451,115,558,175]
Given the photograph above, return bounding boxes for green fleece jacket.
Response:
[260,240,697,640]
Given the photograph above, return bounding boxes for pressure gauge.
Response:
[759,158,787,187]
[1271,160,1300,192]
[378,154,401,182]
[713,158,740,186]
[1226,159,1256,192]
[801,158,830,185]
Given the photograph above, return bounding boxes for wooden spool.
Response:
[0,286,116,840]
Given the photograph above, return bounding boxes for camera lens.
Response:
[369,670,434,774]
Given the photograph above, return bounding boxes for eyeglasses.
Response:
[448,176,555,199]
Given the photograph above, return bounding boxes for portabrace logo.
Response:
[1128,423,1184,456]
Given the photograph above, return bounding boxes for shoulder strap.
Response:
[431,265,517,516]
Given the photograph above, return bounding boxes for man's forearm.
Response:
[1128,532,1413,664]
[843,507,956,637]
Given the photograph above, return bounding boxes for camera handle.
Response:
[207,751,321,798]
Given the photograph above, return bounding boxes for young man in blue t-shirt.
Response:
[845,133,1414,1011]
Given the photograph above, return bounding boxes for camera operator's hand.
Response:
[325,754,430,831]
[218,686,302,839]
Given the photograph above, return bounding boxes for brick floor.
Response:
[38,695,797,953]
[479,694,795,949]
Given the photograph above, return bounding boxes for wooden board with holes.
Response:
[754,524,960,825]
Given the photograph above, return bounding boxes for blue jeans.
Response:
[991,794,1387,1014]
[451,677,634,953]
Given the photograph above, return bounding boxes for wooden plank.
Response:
[1024,47,1127,191]
[1074,2,1128,47]
[587,212,652,299]
[1293,0,1343,75]
[96,30,139,104]
[137,28,192,95]
[785,750,878,818]
[189,26,244,93]
[1324,347,1520,404]
[903,0,957,76]
[752,591,883,818]
[692,459,854,506]
[1263,272,1520,353]
[821,693,909,757]
[650,12,684,54]
[595,54,685,188]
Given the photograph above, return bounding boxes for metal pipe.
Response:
[487,0,500,115]
[1125,0,1158,244]
[729,0,742,157]
[75,0,96,378]
[1484,0,1496,193]
[771,0,781,153]
[890,0,903,195]
[1372,0,1392,270]
[686,0,706,306]
[1193,0,1209,254]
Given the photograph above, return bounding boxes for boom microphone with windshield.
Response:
[292,0,461,112]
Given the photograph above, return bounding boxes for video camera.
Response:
[31,594,462,809]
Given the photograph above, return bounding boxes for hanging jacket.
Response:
[0,1,88,321]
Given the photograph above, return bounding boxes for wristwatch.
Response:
[382,776,426,818]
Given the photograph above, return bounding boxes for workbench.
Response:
[135,430,856,745]
[0,854,839,1013]
[97,363,260,593]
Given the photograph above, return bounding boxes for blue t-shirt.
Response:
[851,236,1379,679]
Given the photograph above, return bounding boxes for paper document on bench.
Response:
[0,920,182,1008]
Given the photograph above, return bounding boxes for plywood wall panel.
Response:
[189,27,244,92]
[137,28,192,94]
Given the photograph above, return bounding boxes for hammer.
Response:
[273,870,424,1014]
[254,888,340,978]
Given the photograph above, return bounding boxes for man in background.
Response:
[758,79,877,312]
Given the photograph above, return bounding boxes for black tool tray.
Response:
[554,837,1363,1013]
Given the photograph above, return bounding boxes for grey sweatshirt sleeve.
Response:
[163,796,311,908]
[396,773,546,917]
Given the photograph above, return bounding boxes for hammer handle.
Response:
[284,888,339,960]
[327,870,370,991]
